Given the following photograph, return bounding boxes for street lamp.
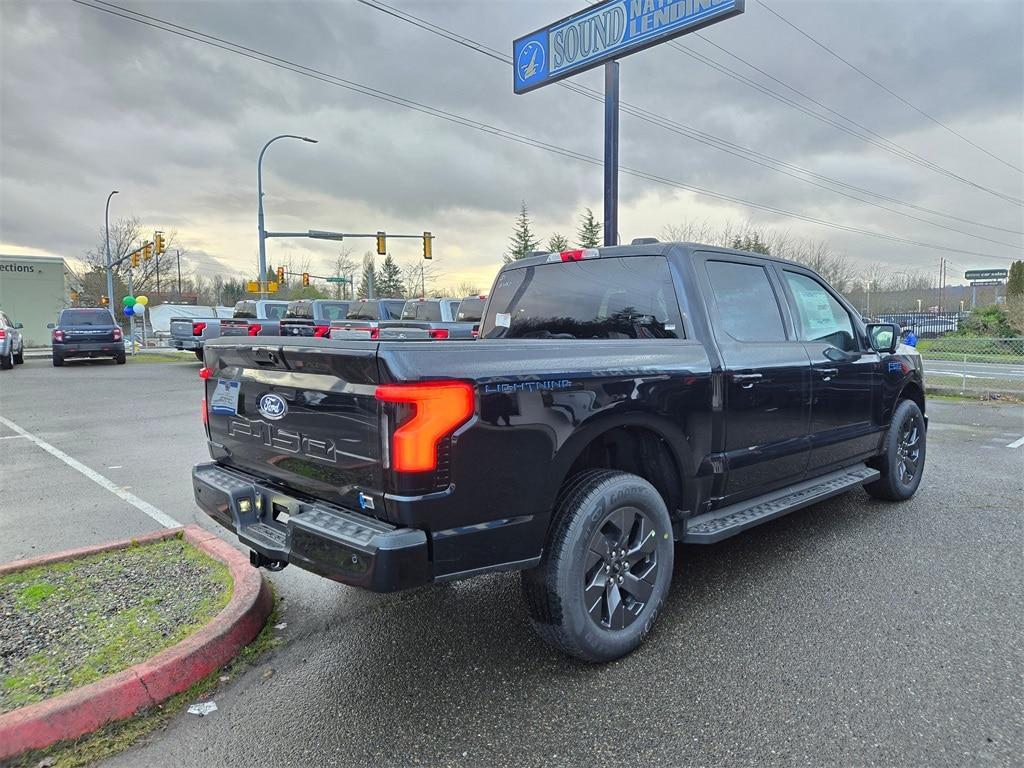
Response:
[105,190,119,317]
[257,134,317,297]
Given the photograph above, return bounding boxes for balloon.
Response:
[122,296,134,306]
[123,305,134,316]
[135,295,149,306]
[132,303,144,315]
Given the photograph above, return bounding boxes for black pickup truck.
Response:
[193,242,926,661]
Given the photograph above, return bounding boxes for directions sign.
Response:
[964,269,1008,280]
[513,0,745,93]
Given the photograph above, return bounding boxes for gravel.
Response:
[0,536,231,713]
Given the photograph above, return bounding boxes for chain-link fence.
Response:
[917,337,1024,397]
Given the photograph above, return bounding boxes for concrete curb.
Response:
[0,525,272,761]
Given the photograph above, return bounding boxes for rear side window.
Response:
[480,256,682,340]
[783,271,858,352]
[457,297,486,322]
[59,309,113,326]
[705,261,786,342]
[401,301,443,321]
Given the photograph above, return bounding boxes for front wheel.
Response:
[866,398,926,501]
[521,470,674,662]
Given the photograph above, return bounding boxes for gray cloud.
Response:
[1,0,1021,286]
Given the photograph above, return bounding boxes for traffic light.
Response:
[376,231,386,255]
[154,232,165,255]
[423,231,432,260]
[277,266,285,284]
[131,250,140,268]
[302,272,310,287]
[143,242,153,261]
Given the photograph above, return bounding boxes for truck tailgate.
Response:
[202,340,383,509]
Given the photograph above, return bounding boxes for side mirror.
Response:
[867,323,898,354]
[46,323,55,329]
[14,322,23,329]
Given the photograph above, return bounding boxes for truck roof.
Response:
[501,241,811,272]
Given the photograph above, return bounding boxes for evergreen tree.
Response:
[731,233,770,255]
[356,253,379,299]
[505,201,540,263]
[1006,260,1024,298]
[576,208,602,248]
[377,254,405,298]
[547,233,570,252]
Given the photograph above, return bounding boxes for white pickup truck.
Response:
[170,300,289,360]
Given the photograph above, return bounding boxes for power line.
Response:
[755,0,1024,175]
[71,0,1016,263]
[355,0,1023,245]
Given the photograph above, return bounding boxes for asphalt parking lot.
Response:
[1,357,1022,767]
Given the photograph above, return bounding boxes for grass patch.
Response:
[0,536,232,714]
[4,589,281,768]
[125,354,194,364]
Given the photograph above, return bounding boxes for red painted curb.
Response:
[0,525,272,761]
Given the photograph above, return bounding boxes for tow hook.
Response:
[250,550,288,572]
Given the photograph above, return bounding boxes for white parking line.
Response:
[0,434,28,440]
[1007,436,1024,449]
[0,414,181,528]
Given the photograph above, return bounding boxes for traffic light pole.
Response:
[104,190,118,317]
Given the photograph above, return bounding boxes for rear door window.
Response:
[705,261,786,342]
[480,256,682,339]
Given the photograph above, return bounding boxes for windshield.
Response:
[457,297,486,322]
[479,256,683,340]
[59,309,113,326]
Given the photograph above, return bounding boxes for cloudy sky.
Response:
[1,0,1022,290]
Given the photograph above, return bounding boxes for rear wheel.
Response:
[52,353,64,367]
[115,352,127,365]
[521,470,674,662]
[866,399,926,501]
[194,349,204,362]
[1,349,12,370]
[13,345,24,364]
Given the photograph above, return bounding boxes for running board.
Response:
[684,465,880,544]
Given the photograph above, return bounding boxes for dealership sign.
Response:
[964,269,1008,281]
[513,0,745,94]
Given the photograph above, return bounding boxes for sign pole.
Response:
[603,61,620,247]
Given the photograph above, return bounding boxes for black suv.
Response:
[50,308,126,366]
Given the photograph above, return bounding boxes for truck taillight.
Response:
[112,328,123,341]
[313,325,330,338]
[201,396,208,426]
[52,330,65,342]
[247,324,262,336]
[0,329,5,339]
[428,328,450,340]
[375,382,474,472]
[193,322,206,336]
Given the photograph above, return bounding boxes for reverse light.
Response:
[428,328,450,340]
[375,381,474,472]
[192,321,207,336]
[313,325,330,338]
[247,324,262,337]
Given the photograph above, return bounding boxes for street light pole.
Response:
[104,190,119,317]
[257,134,317,297]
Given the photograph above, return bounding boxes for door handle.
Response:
[815,367,839,381]
[733,373,763,389]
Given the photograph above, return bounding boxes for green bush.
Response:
[958,305,1014,337]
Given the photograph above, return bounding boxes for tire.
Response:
[52,354,64,367]
[13,346,24,365]
[115,353,127,365]
[866,399,926,501]
[0,349,12,370]
[521,470,675,663]
[194,349,204,362]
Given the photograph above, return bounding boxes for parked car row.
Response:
[0,309,26,370]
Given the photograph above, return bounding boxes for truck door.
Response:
[700,256,812,499]
[776,268,878,472]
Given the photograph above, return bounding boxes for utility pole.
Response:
[176,250,182,299]
[104,191,119,317]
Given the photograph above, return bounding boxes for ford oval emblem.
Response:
[257,393,288,421]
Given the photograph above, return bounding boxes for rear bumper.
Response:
[54,341,125,357]
[192,462,431,592]
[172,338,201,350]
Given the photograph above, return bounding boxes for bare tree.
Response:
[82,218,184,300]
[402,261,444,298]
[331,248,358,299]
